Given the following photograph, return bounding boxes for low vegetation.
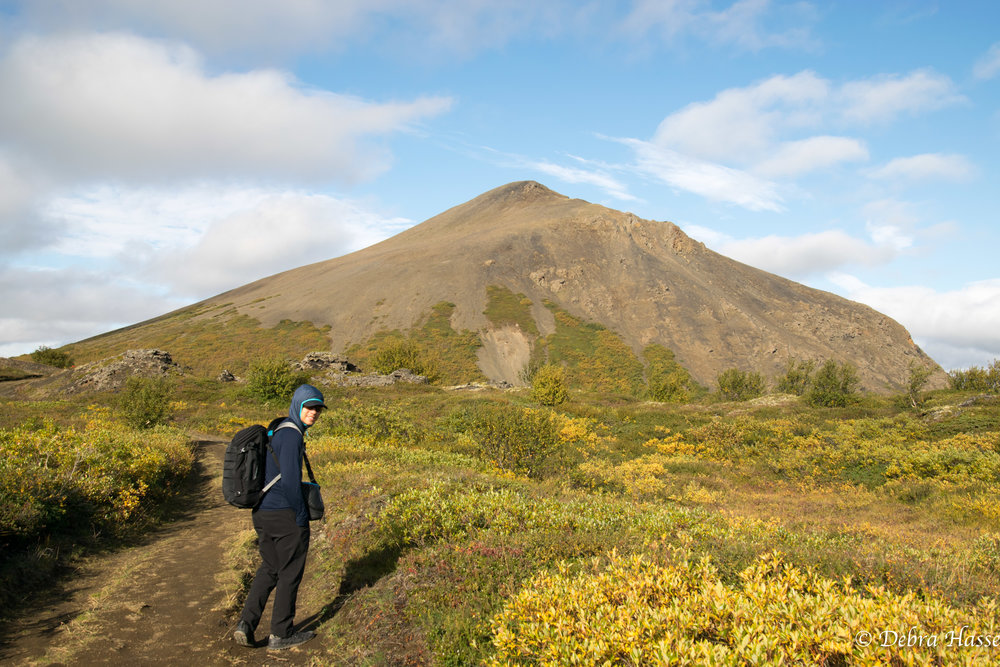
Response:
[0,408,193,612]
[244,356,311,402]
[30,345,74,368]
[530,363,568,406]
[2,347,999,664]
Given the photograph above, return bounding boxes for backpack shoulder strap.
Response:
[273,420,302,435]
[260,420,303,495]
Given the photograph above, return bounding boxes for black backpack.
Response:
[222,417,298,508]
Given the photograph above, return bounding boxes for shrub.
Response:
[119,376,174,429]
[30,345,73,368]
[371,338,437,379]
[644,344,694,403]
[466,404,560,478]
[905,361,934,408]
[948,359,1000,392]
[488,551,999,666]
[807,359,860,407]
[0,410,193,539]
[716,368,765,401]
[774,358,814,395]
[245,357,309,402]
[326,400,425,446]
[531,364,568,406]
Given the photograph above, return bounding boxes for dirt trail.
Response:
[0,439,327,666]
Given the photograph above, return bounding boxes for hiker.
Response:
[234,384,326,650]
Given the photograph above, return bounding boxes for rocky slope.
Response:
[193,181,942,392]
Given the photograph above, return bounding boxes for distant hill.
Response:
[58,181,945,393]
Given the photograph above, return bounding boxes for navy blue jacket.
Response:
[257,384,325,527]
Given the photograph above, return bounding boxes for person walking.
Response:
[234,384,326,650]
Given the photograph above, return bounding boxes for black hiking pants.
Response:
[240,509,310,639]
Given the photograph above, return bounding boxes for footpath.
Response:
[0,439,325,666]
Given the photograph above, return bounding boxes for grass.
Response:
[483,285,539,336]
[55,305,331,377]
[2,369,999,663]
[347,301,485,384]
[539,300,647,396]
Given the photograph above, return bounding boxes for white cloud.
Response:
[828,275,1000,370]
[141,192,406,296]
[0,185,410,354]
[973,42,1000,80]
[652,69,962,170]
[838,69,965,124]
[861,199,918,252]
[626,139,784,211]
[0,33,452,184]
[868,153,976,182]
[0,265,178,357]
[653,71,829,163]
[703,0,818,51]
[9,0,567,59]
[618,0,819,52]
[691,228,894,277]
[0,153,56,254]
[754,135,868,178]
[526,160,637,202]
[42,184,406,297]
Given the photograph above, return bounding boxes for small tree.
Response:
[905,361,933,408]
[245,357,309,403]
[30,345,74,368]
[532,363,569,406]
[119,376,173,429]
[468,404,560,478]
[948,359,1000,392]
[775,358,815,396]
[716,368,765,401]
[807,359,860,407]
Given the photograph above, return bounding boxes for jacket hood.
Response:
[288,383,326,432]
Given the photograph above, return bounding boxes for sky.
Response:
[1,1,998,371]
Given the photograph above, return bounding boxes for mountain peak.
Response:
[107,181,943,393]
[484,180,565,203]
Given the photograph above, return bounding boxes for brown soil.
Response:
[0,439,327,666]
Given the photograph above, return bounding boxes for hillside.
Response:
[59,181,942,392]
[207,181,941,391]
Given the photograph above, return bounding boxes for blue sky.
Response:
[1,1,998,371]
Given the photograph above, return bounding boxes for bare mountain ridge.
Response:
[206,181,942,392]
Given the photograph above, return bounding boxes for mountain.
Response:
[184,180,940,392]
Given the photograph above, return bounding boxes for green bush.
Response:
[466,404,560,478]
[716,368,765,401]
[904,361,933,408]
[245,357,310,403]
[807,359,860,407]
[644,344,694,403]
[30,346,73,368]
[371,338,437,379]
[775,358,814,396]
[119,376,174,429]
[531,364,568,406]
[326,400,425,446]
[948,359,1000,392]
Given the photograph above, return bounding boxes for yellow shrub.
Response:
[0,411,192,536]
[489,551,1000,666]
[575,456,668,497]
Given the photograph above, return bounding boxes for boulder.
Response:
[67,349,181,393]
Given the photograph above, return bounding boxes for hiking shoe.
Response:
[268,630,316,650]
[233,620,254,647]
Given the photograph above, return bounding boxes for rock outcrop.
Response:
[68,349,181,393]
